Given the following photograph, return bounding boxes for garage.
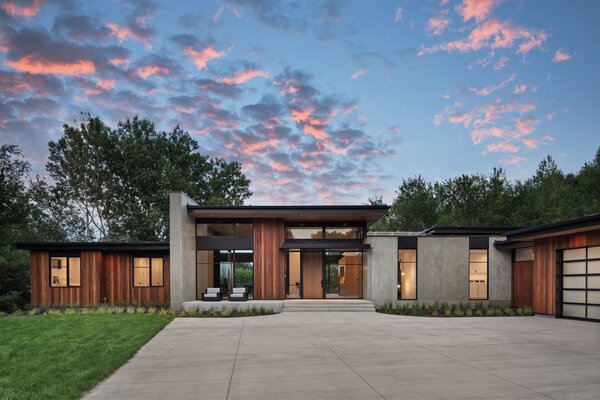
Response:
[561,245,600,321]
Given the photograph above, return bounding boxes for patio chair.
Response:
[229,287,248,302]
[202,288,222,301]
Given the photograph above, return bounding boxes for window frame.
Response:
[195,219,254,237]
[284,222,366,240]
[48,253,81,288]
[132,255,165,288]
[397,248,417,300]
[468,248,489,300]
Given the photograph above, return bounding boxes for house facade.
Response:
[17,191,600,322]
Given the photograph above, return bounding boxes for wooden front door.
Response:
[302,251,323,299]
[512,260,533,307]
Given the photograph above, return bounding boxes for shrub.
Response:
[454,307,464,317]
[522,306,533,316]
[0,311,6,317]
[47,309,62,316]
[159,308,169,316]
[504,306,515,316]
[113,306,126,314]
[221,308,232,317]
[466,307,473,317]
[444,306,452,317]
[126,306,135,314]
[187,308,198,317]
[147,306,157,315]
[97,305,109,314]
[178,310,187,317]
[65,308,77,316]
[486,307,495,316]
[81,308,95,315]
[135,306,145,314]
[28,308,38,316]
[476,308,483,317]
[493,306,503,316]
[209,307,218,317]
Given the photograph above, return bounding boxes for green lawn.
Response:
[0,314,173,400]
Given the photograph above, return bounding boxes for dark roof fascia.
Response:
[15,241,170,252]
[281,240,370,250]
[420,226,521,236]
[187,205,389,211]
[493,239,534,250]
[503,214,600,240]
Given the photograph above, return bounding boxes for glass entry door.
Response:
[325,251,362,299]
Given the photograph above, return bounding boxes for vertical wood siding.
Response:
[30,250,169,306]
[533,230,600,315]
[253,219,285,299]
[102,253,170,305]
[512,260,533,307]
[30,250,103,306]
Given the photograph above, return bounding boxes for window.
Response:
[50,256,81,287]
[469,249,488,300]
[196,222,253,236]
[196,250,254,298]
[285,227,323,239]
[398,250,416,299]
[133,257,164,287]
[325,227,363,239]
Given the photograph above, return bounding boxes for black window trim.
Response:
[132,255,165,288]
[48,253,81,288]
[195,219,254,237]
[397,248,418,300]
[284,222,366,240]
[559,245,600,322]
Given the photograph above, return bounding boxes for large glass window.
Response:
[325,227,363,239]
[398,250,416,299]
[325,251,362,299]
[133,257,164,287]
[286,251,302,298]
[196,250,254,298]
[285,227,323,239]
[469,249,488,300]
[50,256,81,287]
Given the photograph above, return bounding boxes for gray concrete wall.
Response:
[488,236,511,305]
[417,237,470,304]
[365,236,397,305]
[169,191,198,310]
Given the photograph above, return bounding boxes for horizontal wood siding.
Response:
[533,230,600,315]
[512,260,533,308]
[253,219,285,300]
[102,253,170,305]
[30,250,102,306]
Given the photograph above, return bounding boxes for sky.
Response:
[0,0,599,204]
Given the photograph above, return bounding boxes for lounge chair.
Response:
[202,288,222,301]
[229,287,248,302]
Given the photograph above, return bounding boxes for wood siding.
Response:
[512,260,533,308]
[30,250,169,306]
[253,219,285,299]
[303,251,323,299]
[102,253,170,305]
[532,230,600,315]
[30,250,103,306]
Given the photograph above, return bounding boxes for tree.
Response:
[47,115,252,241]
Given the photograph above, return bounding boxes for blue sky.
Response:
[0,0,598,204]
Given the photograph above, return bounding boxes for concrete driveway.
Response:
[84,313,600,400]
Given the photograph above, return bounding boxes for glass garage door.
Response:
[561,246,600,321]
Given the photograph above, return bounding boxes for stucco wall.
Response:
[169,191,198,310]
[364,236,397,305]
[417,237,470,303]
[488,236,511,304]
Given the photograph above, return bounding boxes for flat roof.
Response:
[503,213,600,241]
[16,241,169,252]
[420,226,520,236]
[188,204,389,224]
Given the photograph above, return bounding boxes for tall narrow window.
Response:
[469,249,488,300]
[50,256,81,287]
[398,250,417,299]
[133,257,164,287]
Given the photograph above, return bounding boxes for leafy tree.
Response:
[47,115,252,241]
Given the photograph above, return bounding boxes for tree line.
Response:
[0,114,252,311]
[370,147,600,231]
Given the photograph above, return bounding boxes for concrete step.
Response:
[282,300,375,312]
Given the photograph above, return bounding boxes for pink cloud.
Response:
[513,84,527,94]
[426,10,451,36]
[394,7,403,22]
[350,68,366,80]
[521,138,539,149]
[486,142,519,153]
[467,73,514,96]
[456,0,499,22]
[470,126,506,144]
[447,112,472,127]
[239,138,278,155]
[271,161,293,172]
[136,65,170,78]
[514,116,540,136]
[419,19,546,56]
[83,79,116,95]
[220,69,270,85]
[212,5,224,22]
[184,45,227,69]
[552,49,573,63]
[1,0,42,18]
[107,23,152,49]
[494,55,509,70]
[500,156,526,165]
[6,55,95,75]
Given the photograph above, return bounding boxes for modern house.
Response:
[17,192,600,322]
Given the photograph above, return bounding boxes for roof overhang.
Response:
[15,242,169,252]
[281,240,370,251]
[188,205,389,226]
[504,214,600,241]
